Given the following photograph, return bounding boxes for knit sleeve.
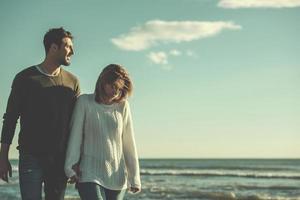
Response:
[64,95,86,178]
[1,74,23,144]
[122,101,141,189]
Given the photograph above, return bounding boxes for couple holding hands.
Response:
[0,27,141,200]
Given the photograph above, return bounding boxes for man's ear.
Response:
[50,43,59,52]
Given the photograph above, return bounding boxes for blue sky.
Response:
[0,0,299,158]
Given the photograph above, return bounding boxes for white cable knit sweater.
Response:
[64,94,141,190]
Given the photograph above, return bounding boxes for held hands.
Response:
[68,174,79,184]
[68,163,81,184]
[0,156,12,183]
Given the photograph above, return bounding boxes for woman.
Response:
[64,64,141,200]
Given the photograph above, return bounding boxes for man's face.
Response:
[57,37,74,66]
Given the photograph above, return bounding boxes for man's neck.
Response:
[39,60,61,76]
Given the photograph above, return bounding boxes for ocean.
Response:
[0,159,299,200]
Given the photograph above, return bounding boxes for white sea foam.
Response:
[141,168,300,179]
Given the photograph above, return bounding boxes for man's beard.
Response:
[59,56,71,66]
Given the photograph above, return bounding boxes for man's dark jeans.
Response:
[19,153,67,200]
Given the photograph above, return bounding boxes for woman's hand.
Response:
[128,187,141,194]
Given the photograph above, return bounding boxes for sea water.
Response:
[1,159,299,200]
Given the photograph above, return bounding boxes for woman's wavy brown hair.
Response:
[95,64,133,103]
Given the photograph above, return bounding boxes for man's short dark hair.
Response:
[43,27,73,54]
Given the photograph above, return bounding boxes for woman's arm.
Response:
[122,101,141,191]
[64,95,86,179]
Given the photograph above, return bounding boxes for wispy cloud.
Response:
[147,49,197,68]
[169,49,182,56]
[148,52,168,65]
[218,0,300,9]
[112,20,241,51]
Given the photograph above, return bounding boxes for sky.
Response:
[0,0,299,159]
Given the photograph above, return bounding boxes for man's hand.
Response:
[0,143,12,183]
[0,156,12,183]
[72,163,81,177]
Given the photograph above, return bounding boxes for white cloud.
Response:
[148,52,168,65]
[148,49,197,67]
[186,50,196,57]
[112,20,241,51]
[218,0,300,9]
[169,49,181,56]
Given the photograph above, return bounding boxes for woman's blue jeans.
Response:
[77,182,126,200]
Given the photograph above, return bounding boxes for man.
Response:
[0,27,80,200]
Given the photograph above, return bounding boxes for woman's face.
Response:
[103,80,123,101]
